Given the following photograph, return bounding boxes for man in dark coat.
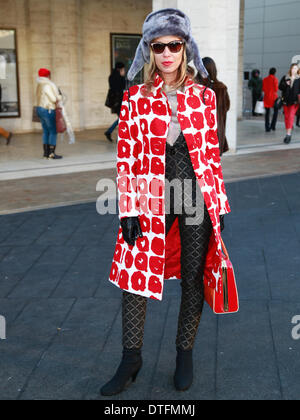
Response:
[248,69,263,116]
[105,62,126,142]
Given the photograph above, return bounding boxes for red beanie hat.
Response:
[38,68,51,78]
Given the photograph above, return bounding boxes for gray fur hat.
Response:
[127,8,208,81]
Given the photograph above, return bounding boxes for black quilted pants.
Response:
[122,133,213,351]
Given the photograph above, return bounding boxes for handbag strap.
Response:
[221,237,230,261]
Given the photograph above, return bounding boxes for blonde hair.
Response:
[144,45,190,95]
[289,63,300,77]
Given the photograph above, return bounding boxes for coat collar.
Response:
[152,73,196,96]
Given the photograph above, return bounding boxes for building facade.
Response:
[242,0,300,114]
[0,0,242,152]
[244,0,300,83]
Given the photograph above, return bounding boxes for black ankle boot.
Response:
[100,348,142,396]
[43,144,49,158]
[283,135,292,144]
[174,348,193,391]
[48,145,63,159]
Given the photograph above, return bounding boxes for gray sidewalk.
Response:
[1,120,300,182]
[0,172,300,400]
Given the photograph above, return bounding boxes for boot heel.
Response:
[174,348,193,392]
[100,349,142,397]
[132,367,141,383]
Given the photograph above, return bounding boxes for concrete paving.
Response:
[0,171,300,400]
[1,119,300,182]
[1,119,300,215]
[1,118,300,400]
[238,115,300,150]
[1,147,300,215]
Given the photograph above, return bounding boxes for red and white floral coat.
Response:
[109,74,231,301]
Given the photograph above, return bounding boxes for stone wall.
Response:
[0,0,152,132]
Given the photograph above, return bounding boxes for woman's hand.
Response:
[120,217,143,246]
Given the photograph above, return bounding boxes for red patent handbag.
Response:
[204,238,239,315]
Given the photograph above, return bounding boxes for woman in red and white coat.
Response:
[101,8,231,396]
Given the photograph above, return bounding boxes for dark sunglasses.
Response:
[151,40,185,55]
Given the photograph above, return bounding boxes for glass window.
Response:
[111,34,143,85]
[0,29,20,118]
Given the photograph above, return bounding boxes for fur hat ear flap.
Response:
[127,40,148,81]
[190,37,209,79]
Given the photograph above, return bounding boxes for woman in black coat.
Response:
[279,63,300,144]
[104,62,126,142]
[196,57,230,156]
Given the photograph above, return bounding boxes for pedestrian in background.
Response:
[248,69,263,116]
[36,68,63,159]
[104,62,126,142]
[279,63,300,144]
[263,67,279,132]
[196,57,230,155]
[0,126,12,145]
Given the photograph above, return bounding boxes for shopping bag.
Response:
[255,100,265,115]
[56,103,67,134]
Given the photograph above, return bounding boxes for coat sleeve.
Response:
[225,87,231,112]
[117,90,140,220]
[206,91,231,216]
[275,77,279,94]
[279,76,286,92]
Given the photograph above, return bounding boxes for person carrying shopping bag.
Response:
[36,68,63,159]
[101,8,231,397]
[248,69,263,116]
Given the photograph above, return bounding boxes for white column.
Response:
[238,0,245,119]
[153,0,241,152]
